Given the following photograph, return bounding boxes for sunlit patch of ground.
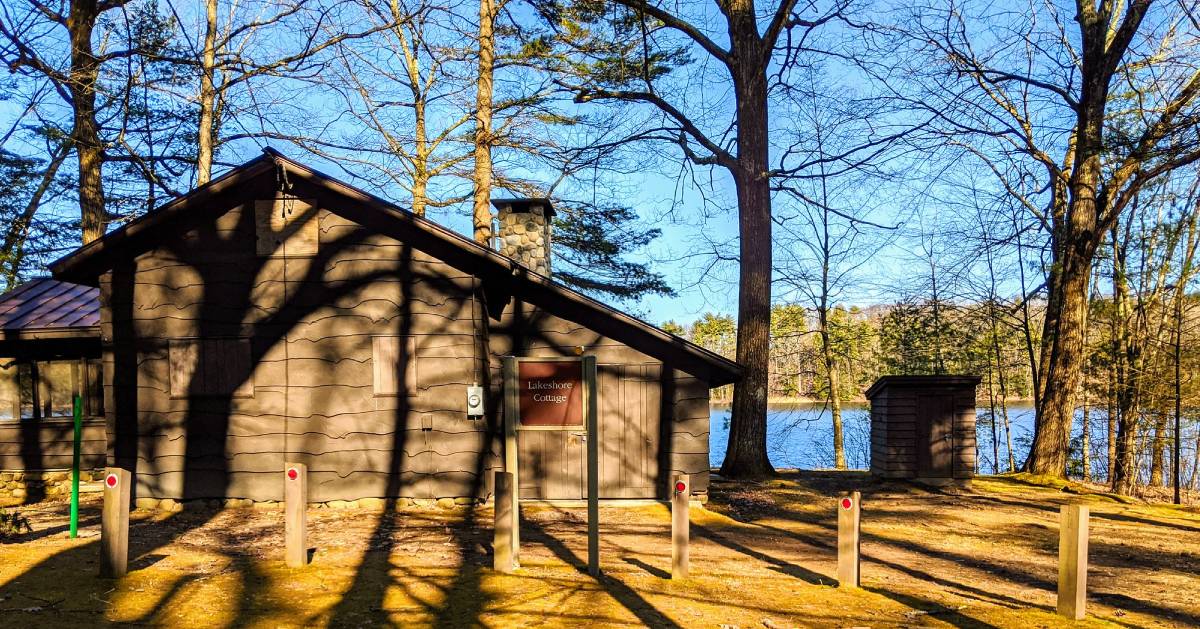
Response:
[1,472,1197,627]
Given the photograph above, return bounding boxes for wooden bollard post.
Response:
[284,462,308,568]
[672,474,690,579]
[1057,504,1089,620]
[837,490,861,588]
[494,470,515,573]
[100,467,130,578]
[584,356,600,577]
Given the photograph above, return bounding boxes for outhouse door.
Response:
[917,394,954,477]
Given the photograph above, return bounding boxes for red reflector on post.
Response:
[287,468,298,481]
[675,481,686,493]
[841,497,853,510]
[105,474,118,488]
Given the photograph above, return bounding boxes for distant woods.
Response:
[675,276,1200,493]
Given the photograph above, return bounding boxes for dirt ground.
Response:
[1,471,1197,628]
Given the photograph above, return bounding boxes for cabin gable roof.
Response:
[49,150,741,385]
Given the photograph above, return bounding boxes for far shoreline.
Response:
[710,396,1038,407]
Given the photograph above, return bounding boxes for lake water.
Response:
[709,402,1039,474]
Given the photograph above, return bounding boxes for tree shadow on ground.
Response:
[520,513,682,628]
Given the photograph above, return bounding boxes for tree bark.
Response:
[1107,319,1118,483]
[1150,414,1167,486]
[471,0,496,244]
[196,0,218,186]
[1081,392,1091,482]
[1022,1,1156,480]
[1026,248,1093,476]
[68,0,111,244]
[820,315,845,469]
[719,1,774,479]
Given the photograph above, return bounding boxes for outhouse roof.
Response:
[864,375,982,400]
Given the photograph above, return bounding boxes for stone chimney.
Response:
[492,198,555,276]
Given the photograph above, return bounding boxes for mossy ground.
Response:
[1,472,1197,627]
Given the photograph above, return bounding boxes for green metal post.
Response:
[70,394,82,538]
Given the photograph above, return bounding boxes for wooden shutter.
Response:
[255,198,319,257]
[372,336,418,397]
[170,338,254,398]
[169,339,200,398]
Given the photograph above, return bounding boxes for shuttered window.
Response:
[169,338,254,398]
[255,198,319,257]
[372,336,418,397]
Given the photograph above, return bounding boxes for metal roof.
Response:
[0,278,100,332]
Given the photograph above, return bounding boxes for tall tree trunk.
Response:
[720,7,774,479]
[471,0,496,244]
[1081,392,1091,482]
[1023,1,1156,478]
[821,323,845,469]
[69,0,109,244]
[1013,223,1042,412]
[196,0,218,186]
[1192,429,1199,491]
[987,357,999,474]
[1027,248,1093,476]
[1107,327,1117,484]
[1150,414,1167,486]
[1001,394,1015,473]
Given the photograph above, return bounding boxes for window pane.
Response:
[40,361,77,418]
[19,363,35,420]
[0,360,16,420]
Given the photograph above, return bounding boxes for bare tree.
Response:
[887,0,1200,479]
[555,0,866,478]
[1,0,134,243]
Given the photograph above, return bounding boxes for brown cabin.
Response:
[865,375,980,486]
[41,150,739,504]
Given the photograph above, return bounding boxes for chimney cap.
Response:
[491,197,556,219]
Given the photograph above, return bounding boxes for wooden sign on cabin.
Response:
[517,360,583,427]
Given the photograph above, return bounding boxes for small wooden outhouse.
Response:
[865,375,980,486]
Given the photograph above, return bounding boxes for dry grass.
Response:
[1,472,1197,628]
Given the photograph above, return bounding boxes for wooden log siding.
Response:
[94,198,712,502]
[0,418,107,470]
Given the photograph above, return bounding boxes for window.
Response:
[372,336,418,397]
[0,358,104,421]
[0,360,16,421]
[169,338,254,398]
[255,198,319,257]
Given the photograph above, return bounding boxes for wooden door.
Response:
[518,428,584,499]
[917,394,954,477]
[597,364,660,498]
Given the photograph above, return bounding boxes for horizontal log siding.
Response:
[0,417,107,470]
[104,202,710,501]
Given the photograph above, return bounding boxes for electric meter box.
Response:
[466,385,485,417]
